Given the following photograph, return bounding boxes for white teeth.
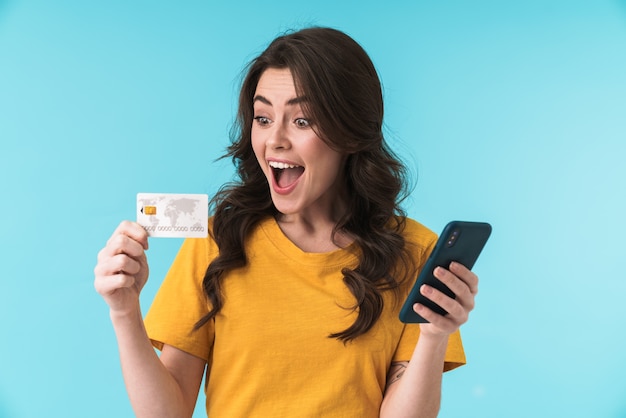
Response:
[269,161,300,169]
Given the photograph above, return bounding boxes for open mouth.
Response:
[269,161,305,189]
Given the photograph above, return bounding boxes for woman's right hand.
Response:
[94,221,150,315]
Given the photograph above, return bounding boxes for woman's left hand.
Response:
[413,262,479,336]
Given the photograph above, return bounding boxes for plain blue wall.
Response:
[1,1,625,417]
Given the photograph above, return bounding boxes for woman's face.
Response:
[251,67,346,222]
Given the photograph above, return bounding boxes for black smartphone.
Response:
[399,221,492,323]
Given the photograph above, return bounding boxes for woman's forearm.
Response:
[110,307,190,418]
[380,333,448,418]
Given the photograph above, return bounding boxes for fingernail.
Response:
[421,284,433,295]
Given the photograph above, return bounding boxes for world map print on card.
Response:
[136,193,208,238]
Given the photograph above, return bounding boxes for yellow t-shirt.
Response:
[145,216,465,417]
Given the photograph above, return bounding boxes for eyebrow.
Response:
[253,95,308,106]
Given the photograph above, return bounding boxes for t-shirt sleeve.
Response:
[391,222,467,371]
[392,326,466,372]
[144,235,216,361]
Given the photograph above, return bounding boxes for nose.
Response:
[266,120,291,150]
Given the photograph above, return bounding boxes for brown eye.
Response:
[294,118,310,128]
[254,116,271,126]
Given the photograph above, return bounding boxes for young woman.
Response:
[94,27,479,418]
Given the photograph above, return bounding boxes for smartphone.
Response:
[399,221,492,323]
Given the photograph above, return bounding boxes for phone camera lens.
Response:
[446,229,460,248]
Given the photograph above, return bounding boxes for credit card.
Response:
[136,193,209,238]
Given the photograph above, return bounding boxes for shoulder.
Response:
[395,217,438,272]
[400,217,437,248]
[175,216,219,265]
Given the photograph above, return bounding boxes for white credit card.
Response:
[136,193,209,238]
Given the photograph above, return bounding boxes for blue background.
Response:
[1,1,625,417]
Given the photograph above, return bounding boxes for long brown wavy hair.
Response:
[195,27,416,342]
